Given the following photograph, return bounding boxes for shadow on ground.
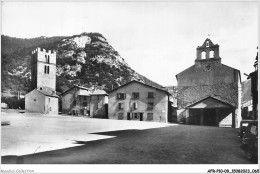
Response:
[1,125,256,164]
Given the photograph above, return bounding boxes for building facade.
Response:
[25,87,59,114]
[108,80,172,123]
[25,47,59,115]
[176,38,242,128]
[61,85,108,118]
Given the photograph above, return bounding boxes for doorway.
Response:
[203,109,217,126]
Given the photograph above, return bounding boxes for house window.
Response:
[117,93,126,100]
[83,96,87,100]
[73,100,76,106]
[132,102,138,110]
[148,92,154,98]
[147,113,153,121]
[147,102,154,110]
[34,99,36,101]
[47,66,50,74]
[118,103,124,110]
[132,113,139,119]
[132,92,139,99]
[118,113,124,120]
[83,102,87,107]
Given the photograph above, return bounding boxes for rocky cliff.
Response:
[1,32,162,95]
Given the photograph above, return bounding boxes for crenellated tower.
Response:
[31,47,56,91]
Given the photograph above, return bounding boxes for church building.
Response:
[25,48,59,115]
[176,38,242,128]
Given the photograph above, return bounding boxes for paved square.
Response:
[1,110,171,156]
[1,110,255,164]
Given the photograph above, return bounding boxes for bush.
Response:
[1,97,25,109]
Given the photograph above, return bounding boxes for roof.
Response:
[91,89,108,95]
[37,88,59,98]
[61,85,108,96]
[186,96,235,109]
[108,80,170,95]
[26,88,59,98]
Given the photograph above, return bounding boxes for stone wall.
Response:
[25,90,45,113]
[176,60,239,109]
[177,83,238,109]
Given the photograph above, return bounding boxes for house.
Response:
[25,47,59,115]
[176,38,242,128]
[61,85,108,118]
[108,80,173,123]
[25,87,59,114]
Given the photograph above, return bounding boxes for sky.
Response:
[1,1,259,86]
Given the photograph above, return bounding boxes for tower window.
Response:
[206,41,209,47]
[46,55,50,63]
[209,50,214,58]
[44,65,50,74]
[201,51,206,59]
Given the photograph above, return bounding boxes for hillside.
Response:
[1,32,163,95]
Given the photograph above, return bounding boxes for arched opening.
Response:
[201,51,206,59]
[206,41,209,47]
[209,50,214,58]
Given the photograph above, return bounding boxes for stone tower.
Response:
[31,47,56,91]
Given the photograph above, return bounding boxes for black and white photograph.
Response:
[1,1,259,173]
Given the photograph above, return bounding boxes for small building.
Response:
[176,38,242,128]
[61,85,108,118]
[25,87,59,114]
[108,80,173,123]
[25,47,59,115]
